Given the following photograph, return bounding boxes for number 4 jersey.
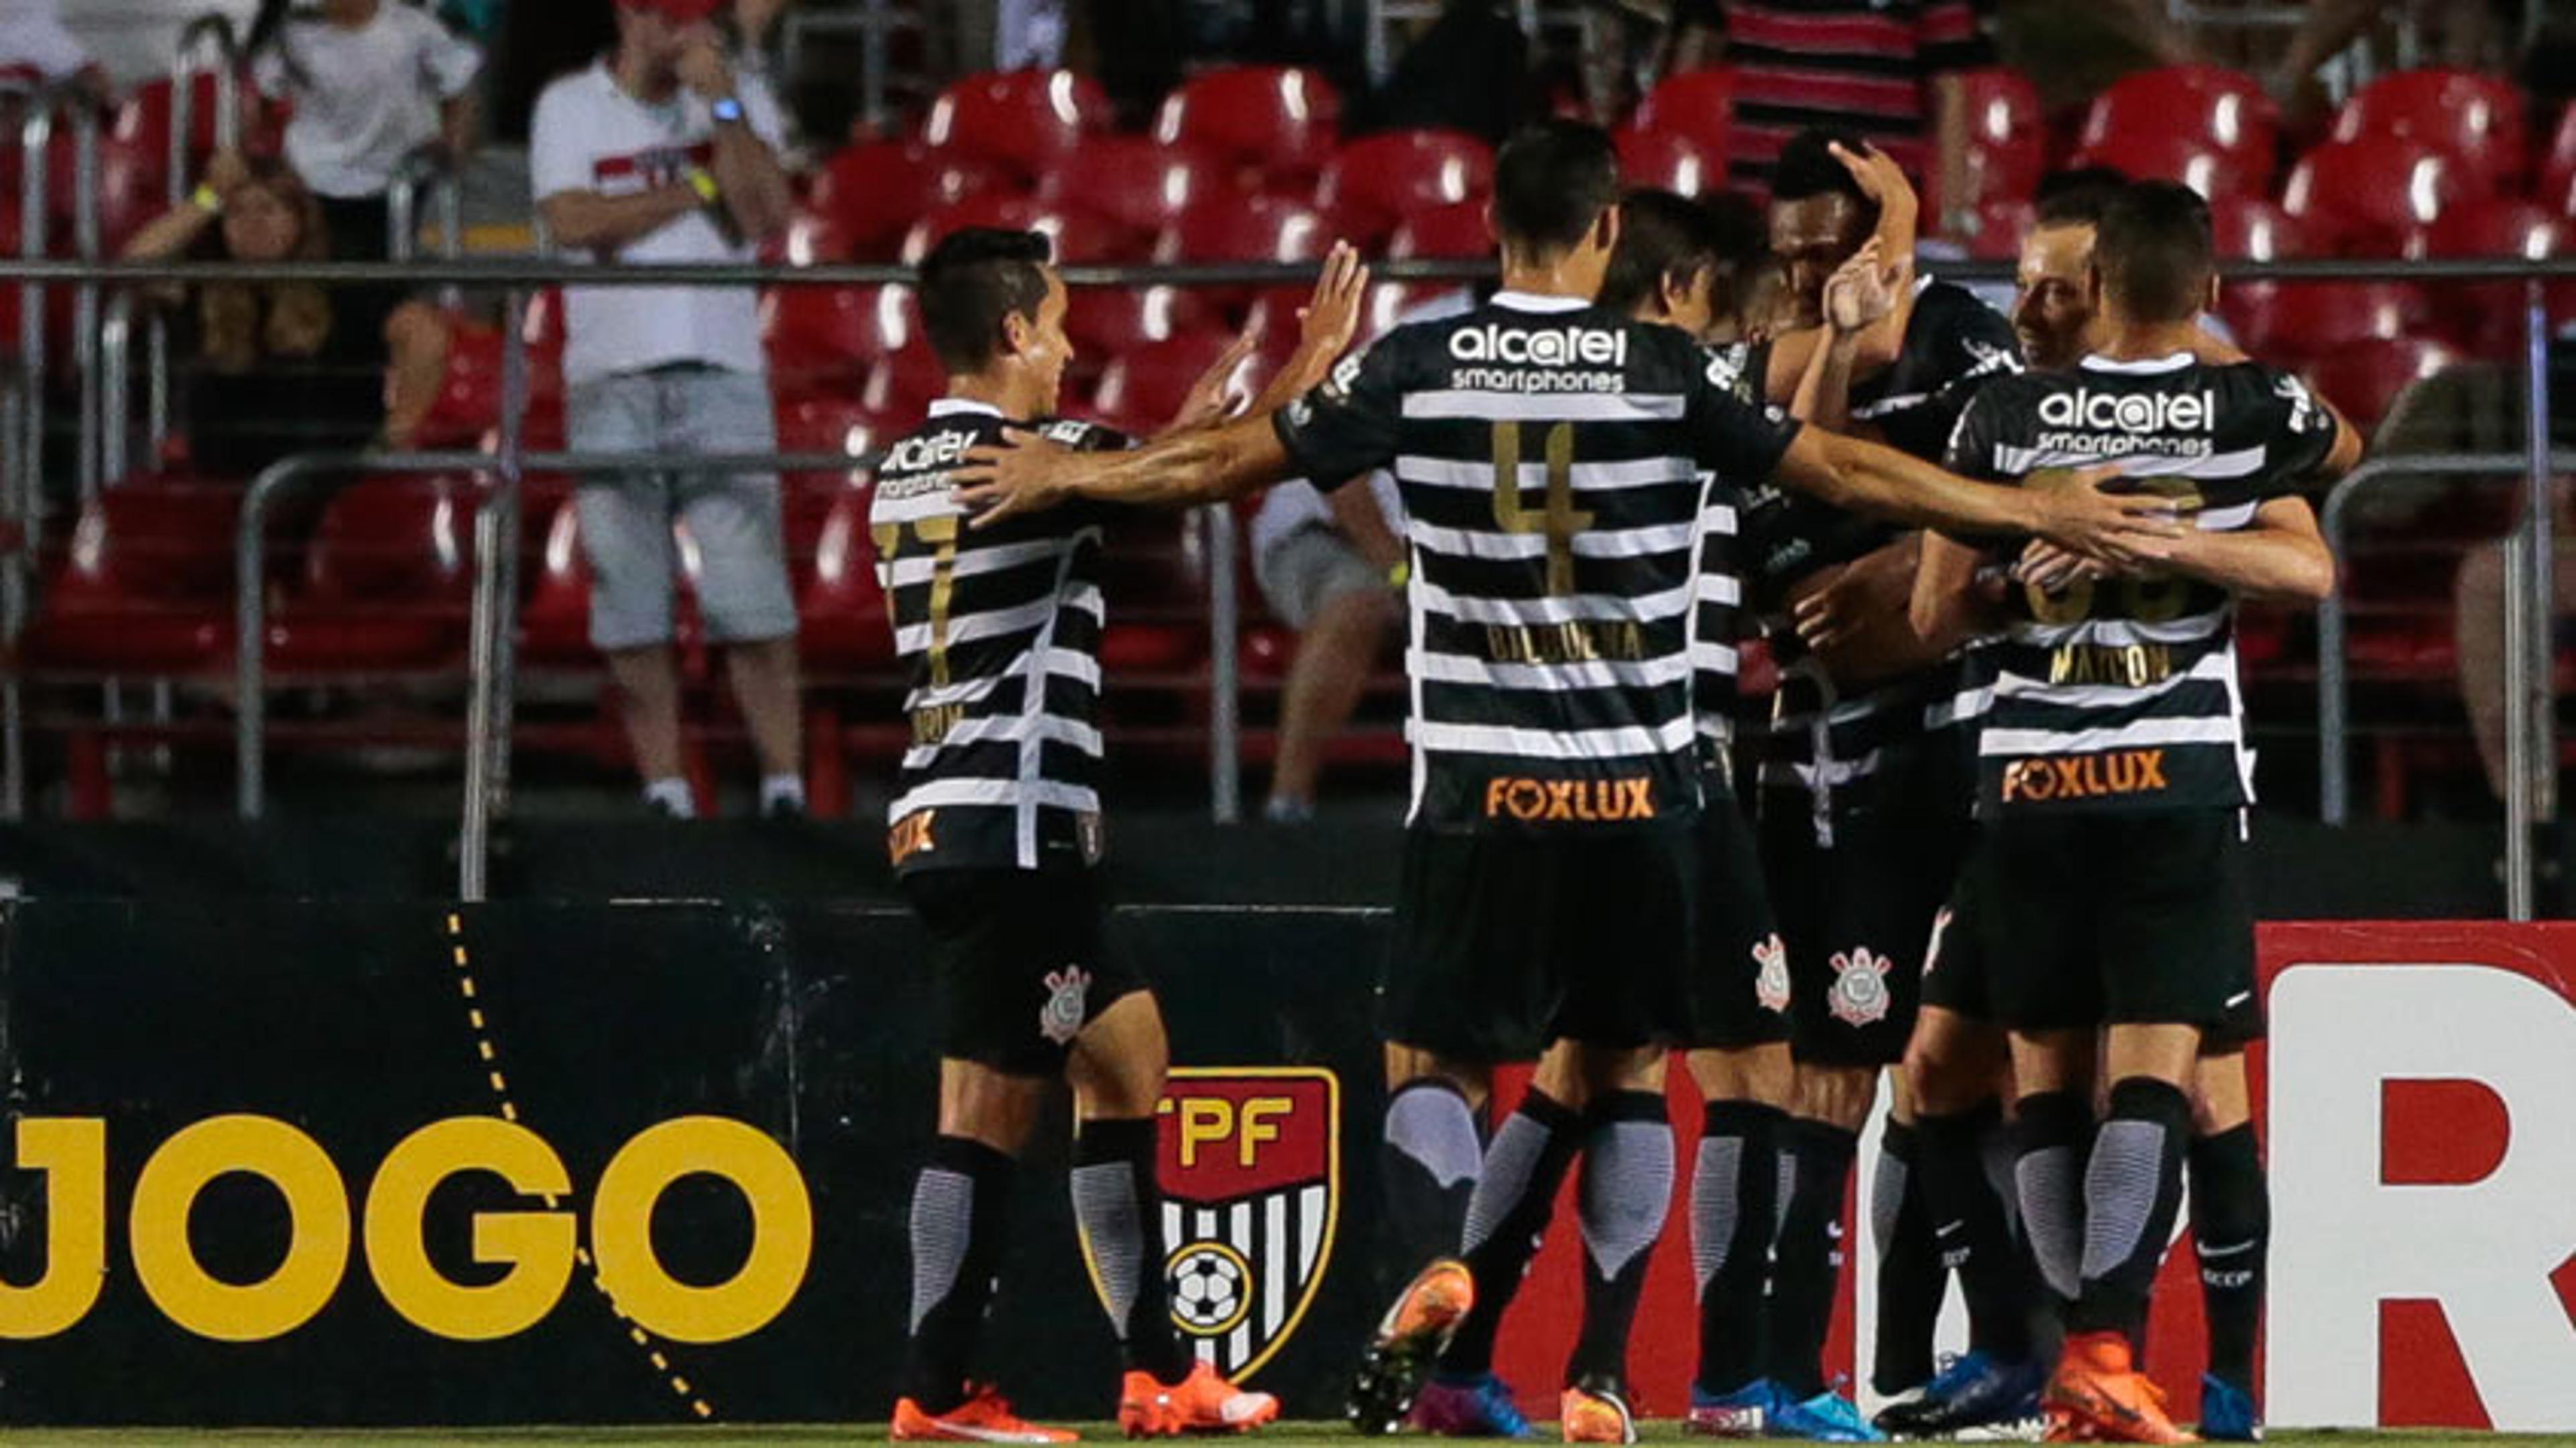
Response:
[1273,291,1803,832]
[871,399,1130,874]
[1945,352,2339,815]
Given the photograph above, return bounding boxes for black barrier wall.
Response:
[0,901,1391,1426]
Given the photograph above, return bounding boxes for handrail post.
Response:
[19,101,48,546]
[1205,501,1242,824]
[236,454,335,819]
[68,89,102,501]
[2317,466,2361,827]
[2507,526,2536,919]
[458,288,531,900]
[2515,285,2558,917]
[1,372,24,819]
[100,291,131,484]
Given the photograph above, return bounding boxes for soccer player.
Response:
[879,227,1352,1441]
[955,119,2182,1445]
[1921,180,2360,1445]
[1726,125,2027,1441]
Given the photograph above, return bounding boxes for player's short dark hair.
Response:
[1493,119,1622,256]
[2034,166,2131,229]
[918,227,1054,375]
[1770,127,1876,221]
[2094,180,2216,323]
[1704,191,1781,321]
[1598,188,1723,315]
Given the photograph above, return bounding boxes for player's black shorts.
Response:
[901,865,1147,1076]
[1385,818,1698,1062]
[1693,780,1793,1051]
[1974,809,2255,1033]
[1760,800,1971,1068]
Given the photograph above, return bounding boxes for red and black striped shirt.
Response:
[1719,0,1994,197]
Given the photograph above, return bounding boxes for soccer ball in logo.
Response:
[1168,1243,1252,1336]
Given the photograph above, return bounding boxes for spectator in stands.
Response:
[247,0,485,265]
[119,150,445,478]
[530,0,802,820]
[0,0,109,101]
[1250,458,1407,824]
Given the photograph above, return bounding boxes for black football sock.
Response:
[1693,1098,1782,1397]
[2068,1078,2192,1347]
[2189,1123,2268,1394]
[1381,1078,1485,1275]
[902,1135,1016,1412]
[1071,1115,1192,1384]
[1917,1099,2036,1363]
[1872,1119,1947,1395]
[1439,1089,1585,1378]
[1567,1090,1675,1388]
[2010,1090,2092,1312]
[1764,1117,1857,1400]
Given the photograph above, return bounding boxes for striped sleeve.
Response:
[1275,340,1403,492]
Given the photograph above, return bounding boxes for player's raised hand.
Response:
[1161,326,1259,436]
[1823,239,1898,334]
[953,427,1076,529]
[1295,240,1372,364]
[1828,141,1917,222]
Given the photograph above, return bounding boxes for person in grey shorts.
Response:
[530,0,805,817]
[1250,473,1403,822]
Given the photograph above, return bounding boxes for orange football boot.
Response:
[1120,1360,1282,1437]
[1559,1380,1638,1443]
[2044,1332,2198,1444]
[893,1384,1077,1443]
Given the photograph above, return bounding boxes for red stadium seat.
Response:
[1065,284,1222,365]
[268,474,478,672]
[2330,68,2530,193]
[808,140,1010,262]
[922,68,1113,180]
[2073,130,2265,201]
[1089,333,1241,438]
[113,73,263,174]
[2544,106,2576,215]
[411,305,570,452]
[1157,193,1332,311]
[899,193,1132,266]
[2304,334,2459,430]
[799,490,896,672]
[1968,198,2035,261]
[773,396,884,495]
[517,492,595,667]
[1614,128,1717,195]
[1034,136,1238,243]
[1628,68,1732,168]
[25,480,239,672]
[1154,66,1342,183]
[2079,66,2277,174]
[2420,199,2576,355]
[1389,198,1493,260]
[1937,68,2046,219]
[761,285,917,398]
[2282,136,2481,255]
[1316,129,1494,246]
[861,340,949,420]
[2228,279,2429,366]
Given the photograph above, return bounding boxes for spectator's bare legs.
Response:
[1270,587,1395,817]
[727,634,806,798]
[608,645,688,809]
[380,301,451,449]
[2455,539,2576,803]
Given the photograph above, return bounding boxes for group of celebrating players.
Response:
[867,113,2362,1447]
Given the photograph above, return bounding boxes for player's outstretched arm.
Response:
[2145,495,2336,605]
[955,413,1297,526]
[1778,427,2187,563]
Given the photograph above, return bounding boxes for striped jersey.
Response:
[872,399,1129,874]
[1693,338,1772,753]
[1720,0,1996,197]
[1273,292,1804,833]
[1945,352,2340,815]
[1741,280,2021,824]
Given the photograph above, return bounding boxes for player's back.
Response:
[870,400,1127,871]
[1277,292,1799,831]
[1950,352,2339,814]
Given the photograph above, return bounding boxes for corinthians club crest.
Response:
[1156,1068,1341,1380]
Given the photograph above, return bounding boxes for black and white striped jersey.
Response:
[1273,291,1804,833]
[1945,352,2339,815]
[1742,280,2022,826]
[1693,338,1772,754]
[871,399,1130,874]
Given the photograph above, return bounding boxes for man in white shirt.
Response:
[530,0,804,819]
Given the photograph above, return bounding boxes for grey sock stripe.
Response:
[1870,1149,1908,1257]
[909,1167,974,1333]
[1387,1085,1485,1190]
[2015,1146,2083,1300]
[1580,1120,1675,1280]
[2080,1119,2170,1284]
[1773,1151,1796,1238]
[1690,1136,1743,1290]
[1071,1159,1144,1336]
[1463,1110,1552,1255]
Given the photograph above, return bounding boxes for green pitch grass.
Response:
[7,1425,2576,1446]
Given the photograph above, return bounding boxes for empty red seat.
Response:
[1065,284,1222,365]
[1967,197,2034,260]
[1628,68,1732,170]
[923,68,1113,180]
[2227,279,2429,365]
[2079,66,2277,174]
[2304,334,2459,431]
[1937,68,2046,219]
[1157,193,1332,311]
[2330,68,2529,192]
[268,474,477,672]
[1154,66,1342,183]
[761,284,917,399]
[411,306,569,452]
[2072,130,2265,201]
[1089,333,1241,438]
[899,193,1132,266]
[2544,106,2576,216]
[1614,127,1717,195]
[25,480,240,672]
[798,490,894,672]
[1316,129,1494,245]
[861,340,949,421]
[774,396,885,494]
[2419,198,2576,356]
[113,73,263,175]
[1389,198,1493,260]
[2282,136,2482,254]
[808,140,1010,262]
[1034,136,1238,243]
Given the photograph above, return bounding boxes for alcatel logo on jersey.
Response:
[2037,389,2216,434]
[1449,323,1629,368]
[2000,749,2170,803]
[1483,776,1656,823]
[882,429,975,475]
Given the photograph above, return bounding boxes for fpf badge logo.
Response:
[1154,1068,1340,1380]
